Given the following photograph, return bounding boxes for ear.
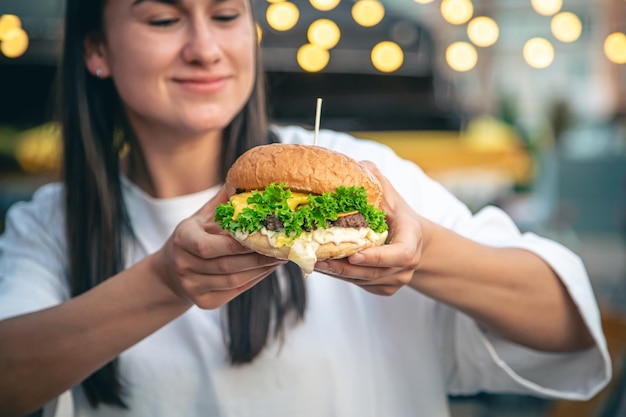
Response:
[84,34,110,79]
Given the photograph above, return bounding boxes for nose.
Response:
[182,16,222,65]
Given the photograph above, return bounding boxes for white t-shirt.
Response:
[0,125,611,417]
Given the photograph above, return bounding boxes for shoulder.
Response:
[0,182,69,318]
[3,182,66,248]
[5,182,65,221]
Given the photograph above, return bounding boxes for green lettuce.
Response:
[214,183,388,238]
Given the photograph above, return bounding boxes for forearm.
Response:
[410,219,594,352]
[0,254,191,417]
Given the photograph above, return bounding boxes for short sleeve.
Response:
[0,183,70,320]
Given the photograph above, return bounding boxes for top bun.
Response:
[225,143,383,209]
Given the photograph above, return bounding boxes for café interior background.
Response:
[0,0,625,416]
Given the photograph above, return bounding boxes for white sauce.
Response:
[235,227,388,274]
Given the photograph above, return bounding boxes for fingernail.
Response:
[350,253,365,264]
[316,261,329,271]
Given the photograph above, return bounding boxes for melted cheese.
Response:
[337,210,359,218]
[230,192,254,220]
[229,190,311,220]
[286,193,310,210]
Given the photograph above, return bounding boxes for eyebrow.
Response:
[132,0,180,6]
[132,0,231,5]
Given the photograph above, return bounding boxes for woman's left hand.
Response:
[314,161,427,296]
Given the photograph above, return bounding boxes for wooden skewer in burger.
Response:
[214,99,388,274]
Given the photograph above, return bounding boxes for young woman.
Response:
[0,0,610,416]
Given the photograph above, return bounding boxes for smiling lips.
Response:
[173,75,230,94]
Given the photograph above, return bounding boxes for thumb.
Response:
[194,185,230,221]
[359,160,382,179]
[359,160,401,214]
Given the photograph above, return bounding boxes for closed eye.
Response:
[213,14,239,22]
[150,18,180,27]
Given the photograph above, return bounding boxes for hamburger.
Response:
[214,143,389,274]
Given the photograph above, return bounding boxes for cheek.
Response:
[233,35,258,97]
[106,27,177,78]
[106,35,176,103]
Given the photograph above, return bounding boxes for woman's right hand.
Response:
[152,186,287,310]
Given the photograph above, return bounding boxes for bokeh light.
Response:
[604,32,626,64]
[413,0,435,3]
[1,27,28,58]
[371,41,404,72]
[446,41,478,72]
[467,16,499,47]
[352,0,385,28]
[297,43,330,72]
[551,12,582,43]
[523,37,554,68]
[531,0,562,16]
[310,0,341,12]
[441,0,474,26]
[0,14,21,40]
[266,2,299,32]
[308,19,341,50]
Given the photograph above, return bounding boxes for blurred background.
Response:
[0,0,625,415]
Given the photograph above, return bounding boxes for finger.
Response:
[196,262,282,292]
[315,258,398,280]
[179,257,282,296]
[348,237,420,269]
[348,282,402,297]
[327,267,411,296]
[193,273,270,309]
[187,252,287,276]
[178,220,252,259]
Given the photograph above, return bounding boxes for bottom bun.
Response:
[232,227,388,274]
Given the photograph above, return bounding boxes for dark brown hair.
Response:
[57,0,305,408]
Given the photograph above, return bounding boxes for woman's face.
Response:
[88,0,256,137]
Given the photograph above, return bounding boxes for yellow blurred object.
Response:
[531,0,562,16]
[1,27,28,58]
[446,41,478,72]
[551,12,582,43]
[462,115,520,152]
[371,41,403,73]
[604,32,626,64]
[309,0,340,12]
[352,0,385,28]
[353,123,533,187]
[0,14,21,40]
[523,37,554,69]
[297,43,330,72]
[256,23,263,44]
[440,0,473,25]
[15,123,62,174]
[307,19,340,50]
[266,2,299,32]
[467,16,499,47]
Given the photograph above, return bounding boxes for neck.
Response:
[125,130,224,199]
